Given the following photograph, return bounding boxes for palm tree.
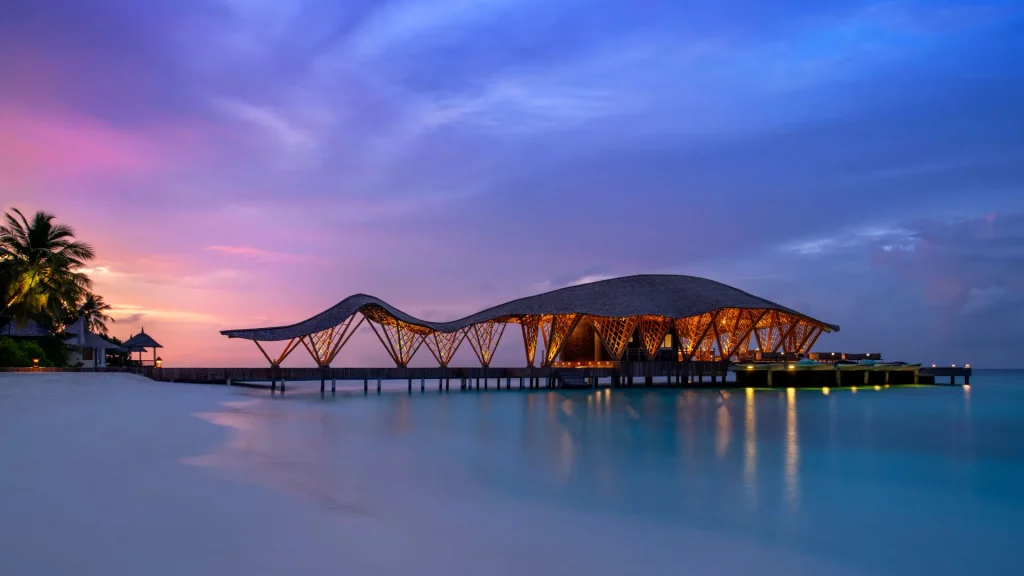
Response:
[0,209,95,325]
[76,292,114,336]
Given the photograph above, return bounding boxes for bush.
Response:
[0,337,30,367]
[35,336,67,367]
[0,336,61,367]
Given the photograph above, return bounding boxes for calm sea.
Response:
[2,370,1022,575]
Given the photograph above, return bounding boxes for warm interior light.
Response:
[32,358,39,368]
[787,364,795,370]
[155,357,163,369]
[747,365,753,370]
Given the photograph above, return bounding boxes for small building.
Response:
[62,318,121,368]
[121,328,163,366]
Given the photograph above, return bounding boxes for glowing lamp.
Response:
[932,364,936,368]
[155,357,163,369]
[746,365,753,370]
[822,387,830,395]
[32,358,39,369]
[874,385,881,391]
[966,364,971,368]
[952,364,956,368]
[787,364,795,370]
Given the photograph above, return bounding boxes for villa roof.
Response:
[61,318,121,350]
[0,319,51,338]
[64,331,121,350]
[122,330,162,349]
[221,274,840,342]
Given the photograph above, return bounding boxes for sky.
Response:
[2,0,1023,368]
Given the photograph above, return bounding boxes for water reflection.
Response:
[744,388,757,506]
[715,393,731,459]
[785,388,800,511]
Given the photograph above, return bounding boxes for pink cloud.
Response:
[203,245,315,263]
[0,105,206,182]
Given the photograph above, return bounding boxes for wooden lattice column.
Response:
[781,318,813,354]
[299,314,365,367]
[540,313,582,366]
[753,311,785,353]
[590,316,638,360]
[771,313,800,353]
[520,315,541,367]
[423,330,466,367]
[720,309,767,359]
[363,307,427,368]
[465,321,507,367]
[254,338,302,367]
[638,316,672,359]
[674,310,718,361]
[799,325,823,354]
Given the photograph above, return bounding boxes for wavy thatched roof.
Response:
[221,274,838,342]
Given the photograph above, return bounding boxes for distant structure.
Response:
[122,328,163,367]
[221,275,837,369]
[62,318,120,368]
[1,317,119,368]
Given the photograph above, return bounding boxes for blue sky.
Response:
[2,0,1023,366]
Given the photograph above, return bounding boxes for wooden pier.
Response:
[16,360,967,392]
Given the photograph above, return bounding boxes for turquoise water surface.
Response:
[2,371,1022,575]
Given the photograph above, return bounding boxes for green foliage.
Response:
[0,208,95,326]
[0,208,113,342]
[0,337,29,367]
[104,335,129,367]
[0,336,57,367]
[35,336,67,367]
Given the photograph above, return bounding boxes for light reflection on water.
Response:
[189,374,1024,576]
[744,388,757,506]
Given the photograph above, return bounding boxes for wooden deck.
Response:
[2,361,970,391]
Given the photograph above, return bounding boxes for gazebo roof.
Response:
[122,329,162,349]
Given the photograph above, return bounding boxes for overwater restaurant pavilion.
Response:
[221,275,837,370]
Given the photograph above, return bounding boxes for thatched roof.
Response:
[64,331,121,350]
[122,330,162,349]
[221,274,839,342]
[0,319,51,338]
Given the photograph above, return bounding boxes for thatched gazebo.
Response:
[121,328,163,367]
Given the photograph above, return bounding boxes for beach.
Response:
[1,372,1022,575]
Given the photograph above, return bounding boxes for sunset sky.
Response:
[2,0,1022,368]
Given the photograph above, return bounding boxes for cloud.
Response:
[780,226,918,255]
[211,97,328,166]
[109,304,220,324]
[203,245,315,263]
[348,0,527,60]
[0,105,201,183]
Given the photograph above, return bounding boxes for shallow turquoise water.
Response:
[284,371,1024,574]
[2,371,1022,575]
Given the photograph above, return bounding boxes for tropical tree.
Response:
[75,292,114,336]
[0,209,95,327]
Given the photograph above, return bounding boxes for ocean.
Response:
[1,370,1022,575]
